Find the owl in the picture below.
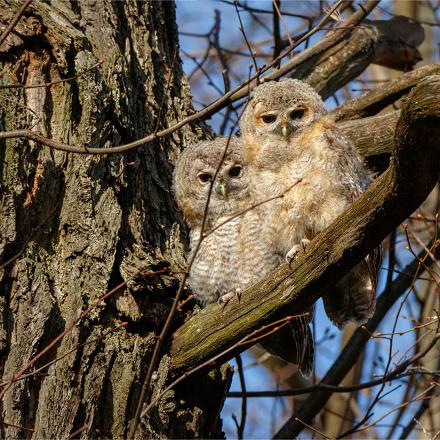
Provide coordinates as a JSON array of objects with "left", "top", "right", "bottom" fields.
[
  {"left": 173, "top": 136, "right": 314, "bottom": 375},
  {"left": 240, "top": 78, "right": 380, "bottom": 329}
]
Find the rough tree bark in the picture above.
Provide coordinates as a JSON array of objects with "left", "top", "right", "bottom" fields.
[{"left": 0, "top": 1, "right": 231, "bottom": 438}]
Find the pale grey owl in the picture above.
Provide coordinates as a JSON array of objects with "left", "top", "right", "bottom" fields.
[
  {"left": 173, "top": 137, "right": 314, "bottom": 375},
  {"left": 240, "top": 78, "right": 380, "bottom": 329}
]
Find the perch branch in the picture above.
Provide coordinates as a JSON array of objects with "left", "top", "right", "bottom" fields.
[{"left": 274, "top": 241, "right": 439, "bottom": 438}]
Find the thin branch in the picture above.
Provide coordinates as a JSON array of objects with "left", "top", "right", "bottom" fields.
[
  {"left": 235, "top": 354, "right": 247, "bottom": 439},
  {"left": 0, "top": 268, "right": 166, "bottom": 401},
  {"left": 233, "top": 0, "right": 259, "bottom": 75},
  {"left": 272, "top": 0, "right": 282, "bottom": 61},
  {"left": 0, "top": 322, "right": 127, "bottom": 387}
]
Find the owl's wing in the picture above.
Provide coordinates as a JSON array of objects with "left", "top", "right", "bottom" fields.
[
  {"left": 289, "top": 311, "right": 314, "bottom": 377},
  {"left": 323, "top": 131, "right": 382, "bottom": 328},
  {"left": 260, "top": 308, "right": 314, "bottom": 377}
]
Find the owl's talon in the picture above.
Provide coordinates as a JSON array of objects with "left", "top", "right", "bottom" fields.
[
  {"left": 286, "top": 239, "right": 310, "bottom": 263},
  {"left": 218, "top": 288, "right": 242, "bottom": 307}
]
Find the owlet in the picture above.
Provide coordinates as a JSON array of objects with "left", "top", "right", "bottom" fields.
[
  {"left": 173, "top": 136, "right": 314, "bottom": 375},
  {"left": 240, "top": 78, "right": 380, "bottom": 328}
]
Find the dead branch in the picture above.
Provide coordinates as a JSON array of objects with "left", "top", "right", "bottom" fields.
[
  {"left": 293, "top": 24, "right": 379, "bottom": 99},
  {"left": 338, "top": 110, "right": 398, "bottom": 158}
]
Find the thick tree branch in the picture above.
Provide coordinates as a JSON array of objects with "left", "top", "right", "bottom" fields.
[
  {"left": 169, "top": 76, "right": 440, "bottom": 378},
  {"left": 338, "top": 110, "right": 399, "bottom": 158},
  {"left": 339, "top": 110, "right": 399, "bottom": 172},
  {"left": 332, "top": 63, "right": 440, "bottom": 121},
  {"left": 294, "top": 24, "right": 379, "bottom": 99}
]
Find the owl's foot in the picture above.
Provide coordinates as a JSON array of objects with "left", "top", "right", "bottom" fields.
[
  {"left": 286, "top": 239, "right": 310, "bottom": 263},
  {"left": 218, "top": 288, "right": 242, "bottom": 307}
]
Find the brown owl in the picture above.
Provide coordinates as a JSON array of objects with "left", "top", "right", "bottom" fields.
[
  {"left": 173, "top": 136, "right": 314, "bottom": 375},
  {"left": 240, "top": 78, "right": 380, "bottom": 328}
]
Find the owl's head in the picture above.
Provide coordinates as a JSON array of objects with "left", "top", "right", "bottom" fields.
[
  {"left": 241, "top": 79, "right": 327, "bottom": 139},
  {"left": 173, "top": 137, "right": 249, "bottom": 226}
]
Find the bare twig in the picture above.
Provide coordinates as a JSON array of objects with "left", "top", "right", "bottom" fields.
[
  {"left": 272, "top": 0, "right": 282, "bottom": 61},
  {"left": 0, "top": 269, "right": 166, "bottom": 401},
  {"left": 235, "top": 354, "right": 247, "bottom": 439},
  {"left": 0, "top": 322, "right": 128, "bottom": 387},
  {"left": 233, "top": 1, "right": 259, "bottom": 75}
]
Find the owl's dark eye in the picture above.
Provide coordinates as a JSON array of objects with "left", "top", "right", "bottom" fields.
[
  {"left": 261, "top": 114, "right": 277, "bottom": 124},
  {"left": 290, "top": 109, "right": 305, "bottom": 120},
  {"left": 197, "top": 172, "right": 212, "bottom": 184},
  {"left": 228, "top": 165, "right": 242, "bottom": 178}
]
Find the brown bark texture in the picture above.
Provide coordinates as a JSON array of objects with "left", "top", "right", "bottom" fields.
[{"left": 0, "top": 1, "right": 231, "bottom": 438}]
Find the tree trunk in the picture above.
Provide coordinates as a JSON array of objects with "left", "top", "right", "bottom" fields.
[{"left": 0, "top": 1, "right": 230, "bottom": 438}]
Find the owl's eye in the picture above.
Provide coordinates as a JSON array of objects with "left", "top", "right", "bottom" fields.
[
  {"left": 261, "top": 114, "right": 277, "bottom": 124},
  {"left": 228, "top": 165, "right": 242, "bottom": 178},
  {"left": 197, "top": 172, "right": 213, "bottom": 184},
  {"left": 290, "top": 109, "right": 305, "bottom": 120}
]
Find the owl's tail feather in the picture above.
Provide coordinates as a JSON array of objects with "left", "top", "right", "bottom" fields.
[
  {"left": 323, "top": 251, "right": 380, "bottom": 329},
  {"left": 289, "top": 315, "right": 314, "bottom": 377},
  {"left": 260, "top": 308, "right": 314, "bottom": 377}
]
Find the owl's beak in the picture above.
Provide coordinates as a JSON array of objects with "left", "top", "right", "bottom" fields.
[
  {"left": 282, "top": 125, "right": 290, "bottom": 138},
  {"left": 214, "top": 181, "right": 227, "bottom": 198}
]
